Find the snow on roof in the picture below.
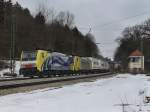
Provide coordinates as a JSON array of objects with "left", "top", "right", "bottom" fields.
[{"left": 129, "top": 49, "right": 143, "bottom": 57}]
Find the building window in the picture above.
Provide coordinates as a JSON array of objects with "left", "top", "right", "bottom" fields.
[{"left": 131, "top": 57, "right": 140, "bottom": 62}]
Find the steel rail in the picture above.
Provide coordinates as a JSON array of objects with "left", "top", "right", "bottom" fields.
[
  {"left": 0, "top": 72, "right": 113, "bottom": 89},
  {"left": 0, "top": 77, "right": 41, "bottom": 82},
  {"left": 0, "top": 72, "right": 112, "bottom": 82}
]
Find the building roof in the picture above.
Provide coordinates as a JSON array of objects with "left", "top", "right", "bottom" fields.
[{"left": 129, "top": 49, "right": 144, "bottom": 57}]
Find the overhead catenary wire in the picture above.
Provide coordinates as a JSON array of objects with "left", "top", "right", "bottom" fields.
[
  {"left": 78, "top": 10, "right": 150, "bottom": 58},
  {"left": 78, "top": 9, "right": 150, "bottom": 31},
  {"left": 92, "top": 10, "right": 150, "bottom": 29}
]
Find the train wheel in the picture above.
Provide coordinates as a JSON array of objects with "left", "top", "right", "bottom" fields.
[
  {"left": 29, "top": 75, "right": 34, "bottom": 78},
  {"left": 39, "top": 75, "right": 44, "bottom": 78}
]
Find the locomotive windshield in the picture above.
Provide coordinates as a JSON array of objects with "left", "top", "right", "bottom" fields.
[{"left": 22, "top": 51, "right": 37, "bottom": 61}]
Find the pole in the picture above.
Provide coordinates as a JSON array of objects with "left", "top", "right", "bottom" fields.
[
  {"left": 10, "top": 14, "right": 16, "bottom": 75},
  {"left": 140, "top": 38, "right": 143, "bottom": 53},
  {"left": 88, "top": 27, "right": 91, "bottom": 34},
  {"left": 140, "top": 36, "right": 144, "bottom": 72}
]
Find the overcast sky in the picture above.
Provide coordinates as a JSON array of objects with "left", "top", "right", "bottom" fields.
[{"left": 12, "top": 0, "right": 150, "bottom": 59}]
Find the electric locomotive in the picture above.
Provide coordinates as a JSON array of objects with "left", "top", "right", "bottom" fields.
[
  {"left": 19, "top": 50, "right": 49, "bottom": 77},
  {"left": 19, "top": 50, "right": 110, "bottom": 77}
]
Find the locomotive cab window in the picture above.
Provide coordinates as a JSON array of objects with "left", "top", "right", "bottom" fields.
[{"left": 22, "top": 51, "right": 37, "bottom": 61}]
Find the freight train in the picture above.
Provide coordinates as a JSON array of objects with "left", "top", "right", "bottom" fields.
[{"left": 19, "top": 50, "right": 110, "bottom": 77}]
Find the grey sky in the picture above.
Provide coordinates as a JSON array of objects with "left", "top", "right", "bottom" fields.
[{"left": 12, "top": 0, "right": 150, "bottom": 58}]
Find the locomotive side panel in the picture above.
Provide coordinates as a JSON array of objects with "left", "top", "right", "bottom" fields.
[
  {"left": 41, "top": 52, "right": 75, "bottom": 76},
  {"left": 19, "top": 50, "right": 49, "bottom": 77},
  {"left": 80, "top": 57, "right": 91, "bottom": 70},
  {"left": 71, "top": 56, "right": 81, "bottom": 71},
  {"left": 36, "top": 50, "right": 49, "bottom": 71}
]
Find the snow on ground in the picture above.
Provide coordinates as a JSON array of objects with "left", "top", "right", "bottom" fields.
[
  {"left": 14, "top": 61, "right": 20, "bottom": 75},
  {"left": 0, "top": 68, "right": 10, "bottom": 77},
  {"left": 0, "top": 74, "right": 150, "bottom": 112},
  {"left": 0, "top": 61, "right": 20, "bottom": 77}
]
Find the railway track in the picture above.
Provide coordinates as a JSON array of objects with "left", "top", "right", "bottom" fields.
[
  {"left": 0, "top": 77, "right": 40, "bottom": 82},
  {"left": 0, "top": 72, "right": 113, "bottom": 89}
]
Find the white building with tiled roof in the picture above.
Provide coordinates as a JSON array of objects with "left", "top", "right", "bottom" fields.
[{"left": 128, "top": 49, "right": 144, "bottom": 73}]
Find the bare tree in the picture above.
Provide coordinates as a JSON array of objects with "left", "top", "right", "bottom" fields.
[
  {"left": 56, "top": 11, "right": 74, "bottom": 27},
  {"left": 65, "top": 11, "right": 74, "bottom": 27},
  {"left": 36, "top": 2, "right": 56, "bottom": 24}
]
